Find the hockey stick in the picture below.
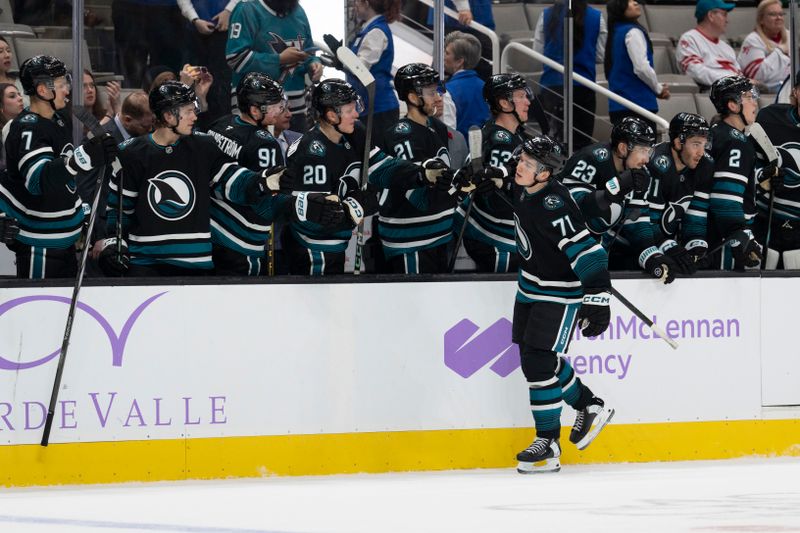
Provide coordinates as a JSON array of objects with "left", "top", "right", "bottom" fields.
[
  {"left": 448, "top": 127, "right": 483, "bottom": 273},
  {"left": 748, "top": 122, "right": 781, "bottom": 269},
  {"left": 268, "top": 224, "right": 275, "bottom": 276},
  {"left": 41, "top": 106, "right": 113, "bottom": 446},
  {"left": 323, "top": 34, "right": 375, "bottom": 275},
  {"left": 609, "top": 287, "right": 679, "bottom": 350}
]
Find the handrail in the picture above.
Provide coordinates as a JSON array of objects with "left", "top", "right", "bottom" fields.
[
  {"left": 502, "top": 42, "right": 669, "bottom": 132},
  {"left": 415, "top": 0, "right": 500, "bottom": 75}
]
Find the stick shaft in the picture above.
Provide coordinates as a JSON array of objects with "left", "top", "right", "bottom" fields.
[
  {"left": 610, "top": 287, "right": 678, "bottom": 349},
  {"left": 353, "top": 82, "right": 375, "bottom": 275},
  {"left": 448, "top": 192, "right": 475, "bottom": 272}
]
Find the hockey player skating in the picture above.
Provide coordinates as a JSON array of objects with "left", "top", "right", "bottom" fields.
[
  {"left": 283, "top": 78, "right": 443, "bottom": 275},
  {"left": 456, "top": 73, "right": 531, "bottom": 273},
  {"left": 0, "top": 55, "right": 118, "bottom": 278},
  {"left": 511, "top": 135, "right": 615, "bottom": 474},
  {"left": 106, "top": 81, "right": 310, "bottom": 276},
  {"left": 645, "top": 113, "right": 714, "bottom": 275},
  {"left": 206, "top": 72, "right": 288, "bottom": 275},
  {"left": 561, "top": 117, "right": 675, "bottom": 283},
  {"left": 753, "top": 72, "right": 799, "bottom": 269},
  {"left": 707, "top": 75, "right": 765, "bottom": 270}
]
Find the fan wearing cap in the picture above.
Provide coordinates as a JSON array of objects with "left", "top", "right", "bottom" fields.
[
  {"left": 0, "top": 55, "right": 118, "bottom": 279},
  {"left": 707, "top": 75, "right": 763, "bottom": 270},
  {"left": 752, "top": 71, "right": 800, "bottom": 269},
  {"left": 511, "top": 134, "right": 615, "bottom": 475},
  {"left": 103, "top": 80, "right": 303, "bottom": 277},
  {"left": 645, "top": 113, "right": 714, "bottom": 275},
  {"left": 561, "top": 116, "right": 676, "bottom": 283},
  {"left": 676, "top": 0, "right": 744, "bottom": 89}
]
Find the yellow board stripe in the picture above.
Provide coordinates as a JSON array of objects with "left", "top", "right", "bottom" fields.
[{"left": 3, "top": 419, "right": 800, "bottom": 487}]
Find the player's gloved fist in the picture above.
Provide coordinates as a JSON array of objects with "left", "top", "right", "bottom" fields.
[
  {"left": 419, "top": 158, "right": 449, "bottom": 186},
  {"left": 0, "top": 214, "right": 20, "bottom": 244},
  {"left": 729, "top": 228, "right": 762, "bottom": 268},
  {"left": 639, "top": 246, "right": 676, "bottom": 284},
  {"left": 472, "top": 166, "right": 507, "bottom": 196},
  {"left": 660, "top": 240, "right": 697, "bottom": 276},
  {"left": 295, "top": 192, "right": 345, "bottom": 226},
  {"left": 68, "top": 133, "right": 119, "bottom": 173},
  {"left": 758, "top": 162, "right": 784, "bottom": 193},
  {"left": 97, "top": 237, "right": 129, "bottom": 276},
  {"left": 576, "top": 288, "right": 611, "bottom": 337},
  {"left": 434, "top": 168, "right": 457, "bottom": 193},
  {"left": 684, "top": 239, "right": 709, "bottom": 268}
]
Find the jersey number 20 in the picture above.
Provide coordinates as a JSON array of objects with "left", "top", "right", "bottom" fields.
[{"left": 303, "top": 165, "right": 327, "bottom": 185}]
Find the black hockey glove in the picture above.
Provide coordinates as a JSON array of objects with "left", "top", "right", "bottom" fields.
[
  {"left": 322, "top": 34, "right": 345, "bottom": 70},
  {"left": 729, "top": 228, "right": 762, "bottom": 268},
  {"left": 245, "top": 165, "right": 287, "bottom": 203},
  {"left": 576, "top": 288, "right": 611, "bottom": 338},
  {"left": 639, "top": 246, "right": 676, "bottom": 284},
  {"left": 338, "top": 175, "right": 378, "bottom": 222},
  {"left": 0, "top": 214, "right": 20, "bottom": 244},
  {"left": 660, "top": 240, "right": 697, "bottom": 276},
  {"left": 295, "top": 192, "right": 345, "bottom": 227},
  {"left": 97, "top": 237, "right": 129, "bottom": 276},
  {"left": 605, "top": 168, "right": 649, "bottom": 201},
  {"left": 758, "top": 162, "right": 784, "bottom": 193},
  {"left": 418, "top": 158, "right": 450, "bottom": 187},
  {"left": 68, "top": 133, "right": 119, "bottom": 173},
  {"left": 472, "top": 166, "right": 507, "bottom": 196}
]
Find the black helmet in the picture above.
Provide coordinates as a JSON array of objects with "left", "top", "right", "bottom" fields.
[
  {"left": 311, "top": 78, "right": 361, "bottom": 117},
  {"left": 669, "top": 112, "right": 710, "bottom": 143},
  {"left": 237, "top": 72, "right": 284, "bottom": 114},
  {"left": 519, "top": 135, "right": 567, "bottom": 174},
  {"left": 611, "top": 116, "right": 656, "bottom": 149},
  {"left": 710, "top": 75, "right": 755, "bottom": 114},
  {"left": 394, "top": 63, "right": 441, "bottom": 103},
  {"left": 483, "top": 73, "right": 530, "bottom": 113},
  {"left": 149, "top": 81, "right": 197, "bottom": 120},
  {"left": 20, "top": 55, "right": 68, "bottom": 96}
]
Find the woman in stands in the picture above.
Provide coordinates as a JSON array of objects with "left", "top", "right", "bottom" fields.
[
  {"left": 348, "top": 0, "right": 402, "bottom": 147},
  {"left": 738, "top": 0, "right": 791, "bottom": 93},
  {"left": 0, "top": 37, "right": 25, "bottom": 104},
  {"left": 605, "top": 0, "right": 669, "bottom": 133},
  {"left": 533, "top": 0, "right": 606, "bottom": 150},
  {"left": 83, "top": 70, "right": 121, "bottom": 127},
  {"left": 0, "top": 82, "right": 24, "bottom": 171}
]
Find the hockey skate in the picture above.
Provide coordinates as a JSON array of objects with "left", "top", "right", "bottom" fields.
[
  {"left": 569, "top": 397, "right": 615, "bottom": 450},
  {"left": 516, "top": 437, "right": 561, "bottom": 474}
]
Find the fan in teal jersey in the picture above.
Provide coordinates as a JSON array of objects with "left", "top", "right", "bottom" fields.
[{"left": 511, "top": 135, "right": 615, "bottom": 475}]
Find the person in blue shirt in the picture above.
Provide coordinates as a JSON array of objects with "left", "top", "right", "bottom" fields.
[
  {"left": 348, "top": 0, "right": 402, "bottom": 148},
  {"left": 533, "top": 0, "right": 606, "bottom": 150},
  {"left": 428, "top": 0, "right": 495, "bottom": 80},
  {"left": 605, "top": 0, "right": 670, "bottom": 132},
  {"left": 444, "top": 31, "right": 489, "bottom": 139}
]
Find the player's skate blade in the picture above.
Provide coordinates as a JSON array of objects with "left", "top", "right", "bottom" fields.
[
  {"left": 516, "top": 457, "right": 561, "bottom": 474},
  {"left": 573, "top": 405, "right": 615, "bottom": 451},
  {"left": 516, "top": 437, "right": 561, "bottom": 474}
]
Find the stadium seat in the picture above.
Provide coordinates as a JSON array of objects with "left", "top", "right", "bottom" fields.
[
  {"left": 593, "top": 115, "right": 613, "bottom": 143},
  {"left": 0, "top": 23, "right": 35, "bottom": 38},
  {"left": 693, "top": 93, "right": 718, "bottom": 122},
  {"left": 0, "top": 0, "right": 13, "bottom": 24},
  {"left": 653, "top": 45, "right": 678, "bottom": 75},
  {"left": 644, "top": 6, "right": 697, "bottom": 43},
  {"left": 725, "top": 7, "right": 757, "bottom": 41},
  {"left": 659, "top": 73, "right": 700, "bottom": 94},
  {"left": 523, "top": 4, "right": 547, "bottom": 35},
  {"left": 657, "top": 94, "right": 698, "bottom": 124},
  {"left": 493, "top": 3, "right": 531, "bottom": 35},
  {"left": 502, "top": 43, "right": 542, "bottom": 75}
]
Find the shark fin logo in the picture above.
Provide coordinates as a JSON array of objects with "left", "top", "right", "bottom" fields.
[
  {"left": 147, "top": 171, "right": 196, "bottom": 221},
  {"left": 513, "top": 213, "right": 532, "bottom": 260}
]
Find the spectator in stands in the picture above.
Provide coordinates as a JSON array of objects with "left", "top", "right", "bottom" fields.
[
  {"left": 428, "top": 0, "right": 496, "bottom": 80},
  {"left": 605, "top": 0, "right": 669, "bottom": 132},
  {"left": 348, "top": 0, "right": 402, "bottom": 148},
  {"left": 534, "top": 0, "right": 605, "bottom": 149},
  {"left": 738, "top": 0, "right": 791, "bottom": 93},
  {"left": 112, "top": 0, "right": 186, "bottom": 89},
  {"left": 444, "top": 31, "right": 490, "bottom": 138},
  {"left": 676, "top": 0, "right": 743, "bottom": 90},
  {"left": 273, "top": 106, "right": 301, "bottom": 160},
  {"left": 226, "top": 0, "right": 323, "bottom": 132},
  {"left": 83, "top": 70, "right": 121, "bottom": 128},
  {"left": 0, "top": 83, "right": 24, "bottom": 172},
  {"left": 0, "top": 38, "right": 21, "bottom": 93},
  {"left": 178, "top": 0, "right": 238, "bottom": 122}
]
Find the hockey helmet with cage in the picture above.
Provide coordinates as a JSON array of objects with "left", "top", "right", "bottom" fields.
[
  {"left": 394, "top": 63, "right": 443, "bottom": 103},
  {"left": 669, "top": 112, "right": 710, "bottom": 143},
  {"left": 20, "top": 55, "right": 68, "bottom": 96},
  {"left": 518, "top": 135, "right": 567, "bottom": 174},
  {"left": 311, "top": 78, "right": 363, "bottom": 118},
  {"left": 237, "top": 72, "right": 285, "bottom": 115},
  {"left": 710, "top": 75, "right": 756, "bottom": 114},
  {"left": 483, "top": 73, "right": 531, "bottom": 113},
  {"left": 149, "top": 81, "right": 197, "bottom": 122},
  {"left": 611, "top": 116, "right": 656, "bottom": 150}
]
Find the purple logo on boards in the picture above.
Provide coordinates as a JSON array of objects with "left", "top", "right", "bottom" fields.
[
  {"left": 0, "top": 292, "right": 167, "bottom": 371},
  {"left": 444, "top": 318, "right": 519, "bottom": 378}
]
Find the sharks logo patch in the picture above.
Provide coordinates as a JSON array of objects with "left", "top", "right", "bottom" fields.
[
  {"left": 395, "top": 122, "right": 411, "bottom": 134},
  {"left": 147, "top": 170, "right": 196, "bottom": 221},
  {"left": 308, "top": 140, "right": 326, "bottom": 157},
  {"left": 543, "top": 194, "right": 564, "bottom": 210},
  {"left": 255, "top": 129, "right": 272, "bottom": 140},
  {"left": 20, "top": 114, "right": 38, "bottom": 124},
  {"left": 653, "top": 154, "right": 671, "bottom": 172},
  {"left": 593, "top": 147, "right": 610, "bottom": 162},
  {"left": 493, "top": 130, "right": 512, "bottom": 144},
  {"left": 731, "top": 129, "right": 746, "bottom": 142}
]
